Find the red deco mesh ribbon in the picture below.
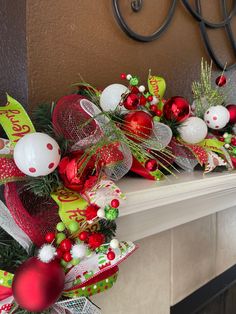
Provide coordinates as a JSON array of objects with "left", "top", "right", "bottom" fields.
[{"left": 4, "top": 182, "right": 60, "bottom": 247}]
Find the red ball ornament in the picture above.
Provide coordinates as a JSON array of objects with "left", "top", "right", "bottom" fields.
[
  {"left": 150, "top": 105, "right": 157, "bottom": 113},
  {"left": 120, "top": 73, "right": 126, "bottom": 80},
  {"left": 145, "top": 159, "right": 158, "bottom": 171},
  {"left": 227, "top": 104, "right": 236, "bottom": 124},
  {"left": 60, "top": 239, "right": 72, "bottom": 252},
  {"left": 139, "top": 95, "right": 147, "bottom": 106},
  {"left": 107, "top": 251, "right": 116, "bottom": 261},
  {"left": 147, "top": 95, "right": 153, "bottom": 102},
  {"left": 63, "top": 252, "right": 72, "bottom": 262},
  {"left": 215, "top": 75, "right": 227, "bottom": 87},
  {"left": 123, "top": 94, "right": 140, "bottom": 110},
  {"left": 56, "top": 248, "right": 64, "bottom": 259},
  {"left": 163, "top": 96, "right": 190, "bottom": 122},
  {"left": 79, "top": 231, "right": 89, "bottom": 242},
  {"left": 12, "top": 257, "right": 65, "bottom": 312},
  {"left": 111, "top": 199, "right": 120, "bottom": 208},
  {"left": 123, "top": 111, "right": 153, "bottom": 140},
  {"left": 231, "top": 137, "right": 236, "bottom": 146},
  {"left": 156, "top": 109, "right": 162, "bottom": 117},
  {"left": 130, "top": 86, "right": 139, "bottom": 94},
  {"left": 45, "top": 232, "right": 56, "bottom": 243}
]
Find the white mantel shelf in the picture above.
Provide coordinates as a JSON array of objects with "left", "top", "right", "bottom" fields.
[{"left": 116, "top": 171, "right": 236, "bottom": 242}]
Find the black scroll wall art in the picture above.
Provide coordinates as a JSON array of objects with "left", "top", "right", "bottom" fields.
[{"left": 112, "top": 0, "right": 236, "bottom": 71}]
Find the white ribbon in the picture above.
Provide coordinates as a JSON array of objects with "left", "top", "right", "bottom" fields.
[
  {"left": 0, "top": 200, "right": 32, "bottom": 252},
  {"left": 52, "top": 297, "right": 101, "bottom": 314}
]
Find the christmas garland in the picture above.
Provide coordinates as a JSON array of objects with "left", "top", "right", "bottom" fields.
[{"left": 0, "top": 59, "right": 235, "bottom": 313}]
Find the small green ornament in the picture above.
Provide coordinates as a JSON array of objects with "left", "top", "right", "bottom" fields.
[
  {"left": 233, "top": 147, "right": 236, "bottom": 155},
  {"left": 225, "top": 137, "right": 232, "bottom": 144},
  {"left": 60, "top": 259, "right": 68, "bottom": 267},
  {"left": 105, "top": 207, "right": 119, "bottom": 220},
  {"left": 56, "top": 232, "right": 66, "bottom": 244},
  {"left": 153, "top": 116, "right": 161, "bottom": 122},
  {"left": 71, "top": 258, "right": 80, "bottom": 266},
  {"left": 130, "top": 76, "right": 139, "bottom": 86},
  {"left": 68, "top": 221, "right": 79, "bottom": 233},
  {"left": 56, "top": 222, "right": 66, "bottom": 232}
]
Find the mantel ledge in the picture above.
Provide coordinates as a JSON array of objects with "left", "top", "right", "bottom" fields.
[{"left": 117, "top": 171, "right": 236, "bottom": 241}]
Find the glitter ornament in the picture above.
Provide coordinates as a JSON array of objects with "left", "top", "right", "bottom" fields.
[
  {"left": 13, "top": 132, "right": 61, "bottom": 177},
  {"left": 105, "top": 207, "right": 119, "bottom": 220},
  {"left": 215, "top": 75, "right": 227, "bottom": 87},
  {"left": 100, "top": 84, "right": 127, "bottom": 111},
  {"left": 163, "top": 96, "right": 190, "bottom": 122},
  {"left": 38, "top": 244, "right": 56, "bottom": 263},
  {"left": 12, "top": 257, "right": 65, "bottom": 312},
  {"left": 227, "top": 104, "right": 236, "bottom": 124},
  {"left": 123, "top": 111, "right": 153, "bottom": 140},
  {"left": 178, "top": 117, "right": 208, "bottom": 144},
  {"left": 204, "top": 105, "right": 230, "bottom": 129}
]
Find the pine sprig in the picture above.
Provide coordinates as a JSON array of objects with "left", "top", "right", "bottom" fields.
[
  {"left": 192, "top": 59, "right": 227, "bottom": 118},
  {"left": 32, "top": 103, "right": 54, "bottom": 135},
  {"left": 99, "top": 219, "right": 117, "bottom": 242},
  {"left": 23, "top": 171, "right": 61, "bottom": 197},
  {"left": 0, "top": 228, "right": 35, "bottom": 273}
]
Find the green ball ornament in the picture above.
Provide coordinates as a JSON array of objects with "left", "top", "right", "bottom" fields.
[
  {"left": 224, "top": 137, "right": 232, "bottom": 144},
  {"left": 130, "top": 77, "right": 139, "bottom": 86},
  {"left": 60, "top": 259, "right": 68, "bottom": 267},
  {"left": 56, "top": 222, "right": 65, "bottom": 232},
  {"left": 153, "top": 116, "right": 161, "bottom": 122},
  {"left": 71, "top": 258, "right": 80, "bottom": 266},
  {"left": 233, "top": 148, "right": 236, "bottom": 155},
  {"left": 56, "top": 233, "right": 66, "bottom": 244},
  {"left": 105, "top": 207, "right": 119, "bottom": 220},
  {"left": 68, "top": 221, "right": 79, "bottom": 233}
]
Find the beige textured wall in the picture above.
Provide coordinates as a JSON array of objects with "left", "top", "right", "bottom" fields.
[{"left": 26, "top": 0, "right": 236, "bottom": 108}]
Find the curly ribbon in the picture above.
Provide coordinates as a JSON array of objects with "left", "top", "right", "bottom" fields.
[{"left": 0, "top": 95, "right": 35, "bottom": 144}]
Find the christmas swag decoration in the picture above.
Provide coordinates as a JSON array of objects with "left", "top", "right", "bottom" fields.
[{"left": 0, "top": 59, "right": 235, "bottom": 313}]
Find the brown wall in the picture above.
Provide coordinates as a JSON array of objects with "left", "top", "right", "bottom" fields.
[
  {"left": 0, "top": 0, "right": 28, "bottom": 106},
  {"left": 26, "top": 0, "right": 236, "bottom": 108}
]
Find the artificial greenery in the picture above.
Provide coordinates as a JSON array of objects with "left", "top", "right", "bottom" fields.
[
  {"left": 99, "top": 219, "right": 117, "bottom": 242},
  {"left": 0, "top": 227, "right": 35, "bottom": 273},
  {"left": 23, "top": 171, "right": 61, "bottom": 198},
  {"left": 192, "top": 59, "right": 227, "bottom": 118}
]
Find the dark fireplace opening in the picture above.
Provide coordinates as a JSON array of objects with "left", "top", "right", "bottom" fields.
[{"left": 171, "top": 264, "right": 236, "bottom": 314}]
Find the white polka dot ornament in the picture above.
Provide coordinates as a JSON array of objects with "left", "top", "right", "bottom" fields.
[
  {"left": 204, "top": 105, "right": 230, "bottom": 130},
  {"left": 13, "top": 132, "right": 61, "bottom": 177}
]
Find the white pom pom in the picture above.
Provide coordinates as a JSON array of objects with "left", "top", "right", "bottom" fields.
[
  {"left": 138, "top": 85, "right": 145, "bottom": 93},
  {"left": 225, "top": 143, "right": 230, "bottom": 149},
  {"left": 97, "top": 208, "right": 105, "bottom": 218},
  {"left": 126, "top": 74, "right": 132, "bottom": 80},
  {"left": 38, "top": 244, "right": 56, "bottom": 263},
  {"left": 110, "top": 239, "right": 119, "bottom": 249},
  {"left": 71, "top": 244, "right": 87, "bottom": 259}
]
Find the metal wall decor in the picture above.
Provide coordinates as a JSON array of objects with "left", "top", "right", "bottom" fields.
[{"left": 112, "top": 0, "right": 236, "bottom": 71}]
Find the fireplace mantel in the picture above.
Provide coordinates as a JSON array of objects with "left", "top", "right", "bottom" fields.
[{"left": 117, "top": 171, "right": 236, "bottom": 241}]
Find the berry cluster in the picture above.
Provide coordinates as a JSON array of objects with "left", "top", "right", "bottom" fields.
[{"left": 38, "top": 199, "right": 121, "bottom": 267}]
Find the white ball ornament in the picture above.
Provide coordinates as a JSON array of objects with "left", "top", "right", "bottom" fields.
[
  {"left": 71, "top": 244, "right": 87, "bottom": 259},
  {"left": 178, "top": 117, "right": 208, "bottom": 144},
  {"left": 204, "top": 105, "right": 230, "bottom": 129},
  {"left": 110, "top": 239, "right": 119, "bottom": 249},
  {"left": 97, "top": 208, "right": 105, "bottom": 218},
  {"left": 100, "top": 84, "right": 127, "bottom": 112},
  {"left": 138, "top": 85, "right": 145, "bottom": 93},
  {"left": 14, "top": 132, "right": 61, "bottom": 177}
]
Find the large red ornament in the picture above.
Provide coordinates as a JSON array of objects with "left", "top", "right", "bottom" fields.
[
  {"left": 12, "top": 257, "right": 65, "bottom": 312},
  {"left": 122, "top": 111, "right": 153, "bottom": 140},
  {"left": 227, "top": 104, "right": 236, "bottom": 124},
  {"left": 163, "top": 96, "right": 190, "bottom": 122}
]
